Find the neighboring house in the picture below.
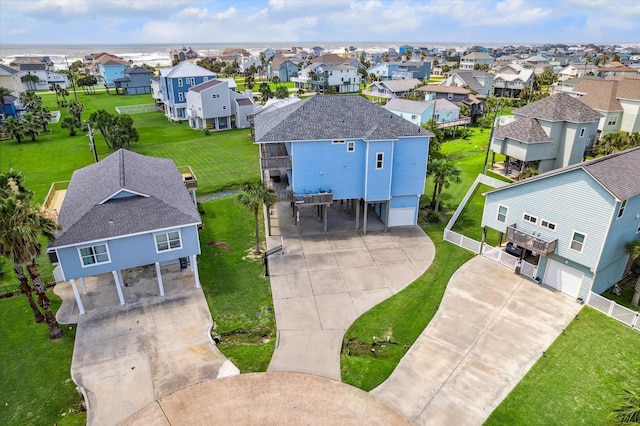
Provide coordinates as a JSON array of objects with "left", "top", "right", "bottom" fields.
[
  {"left": 171, "top": 47, "right": 199, "bottom": 64},
  {"left": 0, "top": 63, "right": 25, "bottom": 96},
  {"left": 240, "top": 55, "right": 261, "bottom": 73},
  {"left": 13, "top": 56, "right": 55, "bottom": 71},
  {"left": 292, "top": 63, "right": 361, "bottom": 93},
  {"left": 45, "top": 149, "right": 202, "bottom": 314},
  {"left": 85, "top": 53, "right": 129, "bottom": 87},
  {"left": 113, "top": 66, "right": 154, "bottom": 95},
  {"left": 150, "top": 76, "right": 163, "bottom": 111},
  {"left": 159, "top": 62, "right": 217, "bottom": 121},
  {"left": 481, "top": 147, "right": 640, "bottom": 301},
  {"left": 599, "top": 62, "right": 639, "bottom": 78},
  {"left": 16, "top": 63, "right": 68, "bottom": 90},
  {"left": 558, "top": 62, "right": 600, "bottom": 81},
  {"left": 185, "top": 79, "right": 255, "bottom": 130},
  {"left": 384, "top": 98, "right": 464, "bottom": 129},
  {"left": 441, "top": 70, "right": 494, "bottom": 96},
  {"left": 460, "top": 52, "right": 494, "bottom": 70},
  {"left": 269, "top": 58, "right": 300, "bottom": 82},
  {"left": 489, "top": 93, "right": 602, "bottom": 176},
  {"left": 253, "top": 95, "right": 432, "bottom": 231},
  {"left": 363, "top": 78, "right": 422, "bottom": 101},
  {"left": 367, "top": 61, "right": 431, "bottom": 80},
  {"left": 416, "top": 84, "right": 485, "bottom": 122},
  {"left": 0, "top": 95, "right": 21, "bottom": 120},
  {"left": 493, "top": 64, "right": 534, "bottom": 97}
]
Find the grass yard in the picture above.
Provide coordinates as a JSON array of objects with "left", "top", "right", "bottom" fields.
[
  {"left": 197, "top": 196, "right": 275, "bottom": 373},
  {"left": 486, "top": 308, "right": 640, "bottom": 425},
  {"left": 450, "top": 183, "right": 502, "bottom": 246},
  {"left": 0, "top": 293, "right": 85, "bottom": 426}
]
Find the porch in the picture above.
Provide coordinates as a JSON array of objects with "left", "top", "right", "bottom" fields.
[{"left": 505, "top": 224, "right": 557, "bottom": 256}]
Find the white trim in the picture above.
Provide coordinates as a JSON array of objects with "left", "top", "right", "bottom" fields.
[
  {"left": 540, "top": 219, "right": 557, "bottom": 231},
  {"left": 98, "top": 188, "right": 149, "bottom": 204},
  {"left": 50, "top": 222, "right": 201, "bottom": 250},
  {"left": 579, "top": 127, "right": 586, "bottom": 138},
  {"left": 569, "top": 230, "right": 587, "bottom": 253},
  {"left": 154, "top": 230, "right": 183, "bottom": 253},
  {"left": 497, "top": 204, "right": 508, "bottom": 223},
  {"left": 523, "top": 212, "right": 538, "bottom": 224},
  {"left": 347, "top": 141, "right": 355, "bottom": 152},
  {"left": 388, "top": 141, "right": 394, "bottom": 200},
  {"left": 78, "top": 243, "right": 111, "bottom": 268}
]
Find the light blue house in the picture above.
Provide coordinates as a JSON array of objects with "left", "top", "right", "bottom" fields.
[
  {"left": 159, "top": 62, "right": 217, "bottom": 121},
  {"left": 254, "top": 95, "right": 432, "bottom": 232},
  {"left": 481, "top": 147, "right": 640, "bottom": 300},
  {"left": 367, "top": 61, "right": 431, "bottom": 80},
  {"left": 384, "top": 98, "right": 461, "bottom": 127},
  {"left": 113, "top": 66, "right": 154, "bottom": 95},
  {"left": 95, "top": 56, "right": 129, "bottom": 87},
  {"left": 46, "top": 149, "right": 202, "bottom": 314}
]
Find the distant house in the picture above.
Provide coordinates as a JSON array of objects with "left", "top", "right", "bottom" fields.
[
  {"left": 0, "top": 63, "right": 25, "bottom": 96},
  {"left": 158, "top": 62, "right": 217, "bottom": 121},
  {"left": 253, "top": 95, "right": 432, "bottom": 231},
  {"left": 460, "top": 52, "right": 494, "bottom": 70},
  {"left": 441, "top": 70, "right": 494, "bottom": 96},
  {"left": 363, "top": 78, "right": 422, "bottom": 102},
  {"left": 367, "top": 61, "right": 431, "bottom": 80},
  {"left": 599, "top": 61, "right": 639, "bottom": 78},
  {"left": 15, "top": 62, "right": 68, "bottom": 90},
  {"left": 384, "top": 98, "right": 464, "bottom": 128},
  {"left": 185, "top": 79, "right": 255, "bottom": 130},
  {"left": 416, "top": 84, "right": 485, "bottom": 122},
  {"left": 269, "top": 58, "right": 300, "bottom": 82},
  {"left": 0, "top": 94, "right": 21, "bottom": 121},
  {"left": 292, "top": 63, "right": 361, "bottom": 93},
  {"left": 45, "top": 149, "right": 202, "bottom": 314},
  {"left": 171, "top": 47, "right": 199, "bottom": 64},
  {"left": 493, "top": 64, "right": 534, "bottom": 97},
  {"left": 481, "top": 147, "right": 640, "bottom": 300},
  {"left": 113, "top": 66, "right": 154, "bottom": 95},
  {"left": 85, "top": 53, "right": 129, "bottom": 87},
  {"left": 489, "top": 93, "right": 601, "bottom": 176}
]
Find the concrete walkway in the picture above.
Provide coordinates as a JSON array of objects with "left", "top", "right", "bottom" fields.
[
  {"left": 55, "top": 264, "right": 238, "bottom": 425},
  {"left": 265, "top": 201, "right": 435, "bottom": 380},
  {"left": 371, "top": 255, "right": 582, "bottom": 425}
]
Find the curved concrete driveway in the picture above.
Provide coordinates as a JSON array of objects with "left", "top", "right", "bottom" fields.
[
  {"left": 265, "top": 201, "right": 435, "bottom": 380},
  {"left": 372, "top": 255, "right": 582, "bottom": 425}
]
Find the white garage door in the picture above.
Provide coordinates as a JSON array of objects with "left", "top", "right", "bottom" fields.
[
  {"left": 544, "top": 260, "right": 583, "bottom": 298},
  {"left": 388, "top": 207, "right": 415, "bottom": 227}
]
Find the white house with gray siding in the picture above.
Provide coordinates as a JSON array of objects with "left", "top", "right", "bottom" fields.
[
  {"left": 482, "top": 147, "right": 640, "bottom": 301},
  {"left": 46, "top": 150, "right": 202, "bottom": 314}
]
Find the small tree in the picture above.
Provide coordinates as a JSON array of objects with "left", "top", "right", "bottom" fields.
[
  {"left": 428, "top": 157, "right": 462, "bottom": 212},
  {"left": 21, "top": 112, "right": 42, "bottom": 142},
  {"left": 625, "top": 238, "right": 640, "bottom": 307},
  {"left": 259, "top": 83, "right": 272, "bottom": 103},
  {"left": 236, "top": 182, "right": 276, "bottom": 255},
  {"left": 60, "top": 116, "right": 80, "bottom": 136},
  {"left": 67, "top": 100, "right": 85, "bottom": 123},
  {"left": 110, "top": 114, "right": 139, "bottom": 149},
  {"left": 275, "top": 86, "right": 289, "bottom": 99},
  {"left": 20, "top": 74, "right": 40, "bottom": 91},
  {"left": 2, "top": 116, "right": 25, "bottom": 143}
]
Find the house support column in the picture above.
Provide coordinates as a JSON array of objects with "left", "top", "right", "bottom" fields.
[
  {"left": 323, "top": 204, "right": 328, "bottom": 232},
  {"left": 69, "top": 279, "right": 85, "bottom": 315},
  {"left": 355, "top": 199, "right": 360, "bottom": 230},
  {"left": 479, "top": 226, "right": 487, "bottom": 255},
  {"left": 79, "top": 277, "right": 88, "bottom": 294},
  {"left": 191, "top": 255, "right": 201, "bottom": 288},
  {"left": 363, "top": 202, "right": 369, "bottom": 235},
  {"left": 155, "top": 262, "right": 165, "bottom": 296},
  {"left": 112, "top": 270, "right": 125, "bottom": 305},
  {"left": 384, "top": 201, "right": 390, "bottom": 232},
  {"left": 491, "top": 152, "right": 496, "bottom": 170},
  {"left": 498, "top": 231, "right": 504, "bottom": 247}
]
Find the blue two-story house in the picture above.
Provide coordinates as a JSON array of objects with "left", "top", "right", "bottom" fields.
[
  {"left": 159, "top": 62, "right": 217, "bottom": 121},
  {"left": 46, "top": 149, "right": 202, "bottom": 314},
  {"left": 113, "top": 66, "right": 154, "bottom": 95},
  {"left": 254, "top": 95, "right": 432, "bottom": 232},
  {"left": 95, "top": 55, "right": 129, "bottom": 87},
  {"left": 481, "top": 147, "right": 640, "bottom": 301}
]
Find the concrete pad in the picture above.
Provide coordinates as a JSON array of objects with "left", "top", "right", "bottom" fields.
[
  {"left": 422, "top": 312, "right": 483, "bottom": 354},
  {"left": 329, "top": 234, "right": 366, "bottom": 250},
  {"left": 350, "top": 288, "right": 393, "bottom": 315},
  {"left": 269, "top": 271, "right": 313, "bottom": 300},
  {"left": 300, "top": 235, "right": 332, "bottom": 253},
  {"left": 415, "top": 388, "right": 486, "bottom": 426},
  {"left": 380, "top": 263, "right": 420, "bottom": 294},
  {"left": 342, "top": 266, "right": 386, "bottom": 291},
  {"left": 403, "top": 244, "right": 436, "bottom": 272},
  {"left": 335, "top": 248, "right": 376, "bottom": 268},
  {"left": 267, "top": 253, "right": 306, "bottom": 274},
  {"left": 361, "top": 231, "right": 400, "bottom": 247},
  {"left": 369, "top": 246, "right": 410, "bottom": 265},
  {"left": 309, "top": 269, "right": 348, "bottom": 295},
  {"left": 273, "top": 296, "right": 321, "bottom": 330},
  {"left": 304, "top": 251, "right": 339, "bottom": 271},
  {"left": 121, "top": 403, "right": 169, "bottom": 426},
  {"left": 315, "top": 293, "right": 358, "bottom": 330}
]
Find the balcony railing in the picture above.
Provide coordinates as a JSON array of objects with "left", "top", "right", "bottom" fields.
[
  {"left": 505, "top": 224, "right": 557, "bottom": 256},
  {"left": 177, "top": 166, "right": 198, "bottom": 190},
  {"left": 42, "top": 181, "right": 70, "bottom": 222},
  {"left": 261, "top": 156, "right": 291, "bottom": 169},
  {"left": 293, "top": 190, "right": 333, "bottom": 205}
]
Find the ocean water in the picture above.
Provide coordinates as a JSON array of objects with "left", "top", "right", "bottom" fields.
[{"left": 0, "top": 42, "right": 476, "bottom": 70}]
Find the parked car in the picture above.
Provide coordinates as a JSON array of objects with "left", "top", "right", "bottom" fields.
[{"left": 505, "top": 242, "right": 531, "bottom": 258}]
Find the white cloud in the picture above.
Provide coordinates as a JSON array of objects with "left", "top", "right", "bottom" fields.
[
  {"left": 213, "top": 7, "right": 237, "bottom": 20},
  {"left": 178, "top": 7, "right": 209, "bottom": 20}
]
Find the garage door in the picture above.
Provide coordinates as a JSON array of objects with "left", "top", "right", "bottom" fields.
[
  {"left": 544, "top": 260, "right": 583, "bottom": 298},
  {"left": 388, "top": 207, "right": 415, "bottom": 227}
]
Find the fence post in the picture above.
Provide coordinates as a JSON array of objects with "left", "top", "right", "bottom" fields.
[
  {"left": 607, "top": 300, "right": 615, "bottom": 317},
  {"left": 632, "top": 313, "right": 639, "bottom": 330}
]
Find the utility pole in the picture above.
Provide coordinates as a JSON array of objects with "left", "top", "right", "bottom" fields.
[
  {"left": 65, "top": 55, "right": 79, "bottom": 101},
  {"left": 86, "top": 122, "right": 98, "bottom": 163},
  {"left": 482, "top": 98, "right": 501, "bottom": 175}
]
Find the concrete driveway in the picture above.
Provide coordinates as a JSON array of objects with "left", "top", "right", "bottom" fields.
[
  {"left": 55, "top": 264, "right": 238, "bottom": 425},
  {"left": 265, "top": 201, "right": 435, "bottom": 380},
  {"left": 371, "top": 255, "right": 582, "bottom": 425}
]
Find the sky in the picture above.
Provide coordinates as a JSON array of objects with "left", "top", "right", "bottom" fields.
[{"left": 0, "top": 0, "right": 639, "bottom": 46}]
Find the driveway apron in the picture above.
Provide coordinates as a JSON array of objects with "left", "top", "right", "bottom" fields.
[{"left": 371, "top": 255, "right": 582, "bottom": 425}]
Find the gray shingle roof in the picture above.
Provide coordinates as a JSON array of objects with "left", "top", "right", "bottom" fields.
[
  {"left": 189, "top": 79, "right": 224, "bottom": 93},
  {"left": 513, "top": 93, "right": 602, "bottom": 123},
  {"left": 384, "top": 98, "right": 431, "bottom": 115},
  {"left": 0, "top": 63, "right": 18, "bottom": 75},
  {"left": 51, "top": 149, "right": 200, "bottom": 247},
  {"left": 493, "top": 117, "right": 553, "bottom": 143},
  {"left": 254, "top": 95, "right": 431, "bottom": 142},
  {"left": 486, "top": 146, "right": 640, "bottom": 201}
]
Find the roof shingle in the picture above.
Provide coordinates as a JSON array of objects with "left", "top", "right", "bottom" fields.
[{"left": 514, "top": 93, "right": 602, "bottom": 123}]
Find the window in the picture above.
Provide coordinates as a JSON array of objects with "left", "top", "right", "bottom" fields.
[
  {"left": 570, "top": 231, "right": 586, "bottom": 252},
  {"left": 637, "top": 222, "right": 640, "bottom": 234},
  {"left": 332, "top": 140, "right": 345, "bottom": 144},
  {"left": 347, "top": 141, "right": 355, "bottom": 152},
  {"left": 523, "top": 213, "right": 538, "bottom": 224},
  {"left": 222, "top": 105, "right": 227, "bottom": 110},
  {"left": 447, "top": 93, "right": 453, "bottom": 100},
  {"left": 155, "top": 231, "right": 182, "bottom": 252},
  {"left": 607, "top": 115, "right": 618, "bottom": 126},
  {"left": 79, "top": 244, "right": 110, "bottom": 267},
  {"left": 375, "top": 152, "right": 384, "bottom": 170},
  {"left": 579, "top": 127, "right": 585, "bottom": 138},
  {"left": 617, "top": 199, "right": 626, "bottom": 219},
  {"left": 178, "top": 78, "right": 183, "bottom": 87},
  {"left": 203, "top": 77, "right": 209, "bottom": 82},
  {"left": 178, "top": 92, "right": 184, "bottom": 102},
  {"left": 497, "top": 205, "right": 508, "bottom": 223},
  {"left": 540, "top": 220, "right": 556, "bottom": 231}
]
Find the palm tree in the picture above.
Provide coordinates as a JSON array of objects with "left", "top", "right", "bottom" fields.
[
  {"left": 32, "top": 105, "right": 51, "bottom": 133},
  {"left": 0, "top": 178, "right": 62, "bottom": 339},
  {"left": 608, "top": 387, "right": 640, "bottom": 425},
  {"left": 2, "top": 116, "right": 25, "bottom": 143},
  {"left": 20, "top": 74, "right": 40, "bottom": 91},
  {"left": 19, "top": 91, "right": 42, "bottom": 110},
  {"left": 428, "top": 157, "right": 462, "bottom": 213},
  {"left": 49, "top": 84, "right": 60, "bottom": 105},
  {"left": 259, "top": 83, "right": 272, "bottom": 103},
  {"left": 21, "top": 112, "right": 41, "bottom": 142},
  {"left": 60, "top": 116, "right": 80, "bottom": 136},
  {"left": 89, "top": 109, "right": 116, "bottom": 149},
  {"left": 625, "top": 238, "right": 640, "bottom": 307},
  {"left": 67, "top": 100, "right": 85, "bottom": 122},
  {"left": 0, "top": 170, "right": 44, "bottom": 323},
  {"left": 237, "top": 182, "right": 276, "bottom": 254},
  {"left": 0, "top": 86, "right": 11, "bottom": 119}
]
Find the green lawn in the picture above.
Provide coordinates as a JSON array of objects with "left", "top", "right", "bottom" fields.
[
  {"left": 197, "top": 197, "right": 275, "bottom": 373},
  {"left": 486, "top": 308, "right": 640, "bottom": 425},
  {"left": 0, "top": 293, "right": 85, "bottom": 426},
  {"left": 450, "top": 183, "right": 502, "bottom": 246}
]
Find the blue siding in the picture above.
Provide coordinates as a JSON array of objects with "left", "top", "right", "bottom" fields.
[
  {"left": 366, "top": 141, "right": 393, "bottom": 201},
  {"left": 598, "top": 194, "right": 640, "bottom": 268},
  {"left": 592, "top": 256, "right": 627, "bottom": 294},
  {"left": 56, "top": 225, "right": 200, "bottom": 280},
  {"left": 390, "top": 137, "right": 429, "bottom": 197}
]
